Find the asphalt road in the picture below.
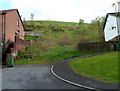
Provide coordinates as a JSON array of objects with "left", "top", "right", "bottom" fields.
[{"left": 2, "top": 65, "right": 83, "bottom": 90}]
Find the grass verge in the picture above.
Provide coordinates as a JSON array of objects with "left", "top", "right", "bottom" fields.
[{"left": 69, "top": 52, "right": 118, "bottom": 83}]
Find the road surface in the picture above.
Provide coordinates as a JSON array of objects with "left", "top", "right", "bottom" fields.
[{"left": 2, "top": 65, "right": 84, "bottom": 90}]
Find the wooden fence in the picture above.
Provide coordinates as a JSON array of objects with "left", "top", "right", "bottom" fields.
[{"left": 77, "top": 42, "right": 114, "bottom": 52}]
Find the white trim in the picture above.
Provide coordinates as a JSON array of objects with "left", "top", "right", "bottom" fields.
[{"left": 51, "top": 65, "right": 100, "bottom": 91}]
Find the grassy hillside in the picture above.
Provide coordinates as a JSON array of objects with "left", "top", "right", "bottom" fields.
[
  {"left": 15, "top": 20, "right": 104, "bottom": 64},
  {"left": 23, "top": 20, "right": 101, "bottom": 42},
  {"left": 24, "top": 20, "right": 79, "bottom": 27}
]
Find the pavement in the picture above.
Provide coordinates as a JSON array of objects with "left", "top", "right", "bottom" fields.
[
  {"left": 51, "top": 57, "right": 119, "bottom": 91},
  {"left": 2, "top": 64, "right": 86, "bottom": 90}
]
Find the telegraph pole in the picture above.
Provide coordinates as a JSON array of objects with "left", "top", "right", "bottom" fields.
[
  {"left": 114, "top": 1, "right": 120, "bottom": 42},
  {"left": 47, "top": 14, "right": 49, "bottom": 20},
  {"left": 113, "top": 2, "right": 120, "bottom": 86},
  {"left": 118, "top": 1, "right": 120, "bottom": 42}
]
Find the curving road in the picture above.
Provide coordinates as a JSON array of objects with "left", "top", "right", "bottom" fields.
[{"left": 2, "top": 65, "right": 85, "bottom": 90}]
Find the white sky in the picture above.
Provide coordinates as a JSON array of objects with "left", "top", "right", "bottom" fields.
[{"left": 0, "top": 0, "right": 119, "bottom": 23}]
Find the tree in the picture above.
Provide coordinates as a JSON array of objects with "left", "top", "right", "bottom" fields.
[
  {"left": 79, "top": 19, "right": 84, "bottom": 26},
  {"left": 91, "top": 16, "right": 105, "bottom": 26},
  {"left": 91, "top": 16, "right": 106, "bottom": 41},
  {"left": 30, "top": 13, "right": 34, "bottom": 21},
  {"left": 23, "top": 17, "right": 26, "bottom": 21}
]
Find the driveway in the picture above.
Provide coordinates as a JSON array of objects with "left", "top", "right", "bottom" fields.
[{"left": 2, "top": 65, "right": 83, "bottom": 90}]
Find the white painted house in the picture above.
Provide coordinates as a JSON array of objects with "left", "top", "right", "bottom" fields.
[{"left": 104, "top": 13, "right": 120, "bottom": 41}]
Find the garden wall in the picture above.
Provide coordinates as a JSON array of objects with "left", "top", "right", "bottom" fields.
[{"left": 11, "top": 37, "right": 33, "bottom": 56}]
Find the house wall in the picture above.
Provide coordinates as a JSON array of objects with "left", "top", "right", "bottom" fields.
[
  {"left": 1, "top": 9, "right": 26, "bottom": 64},
  {"left": 0, "top": 14, "right": 2, "bottom": 63},
  {"left": 104, "top": 14, "right": 119, "bottom": 41},
  {"left": 0, "top": 14, "right": 2, "bottom": 44},
  {"left": 0, "top": 14, "right": 2, "bottom": 37},
  {"left": 5, "top": 10, "right": 24, "bottom": 44}
]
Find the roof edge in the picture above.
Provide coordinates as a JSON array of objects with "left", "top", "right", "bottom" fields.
[
  {"left": 103, "top": 12, "right": 120, "bottom": 31},
  {"left": 0, "top": 9, "right": 18, "bottom": 13},
  {"left": 0, "top": 9, "right": 25, "bottom": 30}
]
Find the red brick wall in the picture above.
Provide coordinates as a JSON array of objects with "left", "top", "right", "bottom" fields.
[
  {"left": 0, "top": 14, "right": 2, "bottom": 63},
  {"left": 0, "top": 14, "right": 2, "bottom": 43},
  {"left": 13, "top": 37, "right": 30, "bottom": 55},
  {"left": 4, "top": 37, "right": 31, "bottom": 63},
  {"left": 1, "top": 10, "right": 25, "bottom": 63},
  {"left": 0, "top": 14, "right": 2, "bottom": 34},
  {"left": 5, "top": 10, "right": 24, "bottom": 44}
]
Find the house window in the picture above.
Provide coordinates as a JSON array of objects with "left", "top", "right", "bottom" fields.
[
  {"left": 17, "top": 19, "right": 20, "bottom": 26},
  {"left": 112, "top": 26, "right": 116, "bottom": 30}
]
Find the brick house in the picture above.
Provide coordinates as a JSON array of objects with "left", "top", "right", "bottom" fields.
[{"left": 0, "top": 9, "right": 26, "bottom": 64}]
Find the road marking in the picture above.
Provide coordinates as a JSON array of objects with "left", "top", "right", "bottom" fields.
[{"left": 51, "top": 65, "right": 101, "bottom": 91}]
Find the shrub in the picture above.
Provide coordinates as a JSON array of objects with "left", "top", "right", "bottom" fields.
[{"left": 49, "top": 24, "right": 65, "bottom": 32}]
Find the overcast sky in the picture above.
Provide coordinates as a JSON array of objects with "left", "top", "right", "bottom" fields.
[{"left": 0, "top": 0, "right": 118, "bottom": 23}]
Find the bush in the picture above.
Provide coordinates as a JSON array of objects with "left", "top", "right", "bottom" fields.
[
  {"left": 49, "top": 24, "right": 65, "bottom": 32},
  {"left": 24, "top": 36, "right": 39, "bottom": 40}
]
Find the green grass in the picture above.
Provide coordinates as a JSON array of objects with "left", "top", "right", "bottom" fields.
[
  {"left": 16, "top": 20, "right": 104, "bottom": 65},
  {"left": 24, "top": 20, "right": 79, "bottom": 27},
  {"left": 24, "top": 36, "right": 39, "bottom": 40},
  {"left": 69, "top": 52, "right": 119, "bottom": 83},
  {"left": 24, "top": 20, "right": 101, "bottom": 42},
  {"left": 15, "top": 46, "right": 104, "bottom": 65}
]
